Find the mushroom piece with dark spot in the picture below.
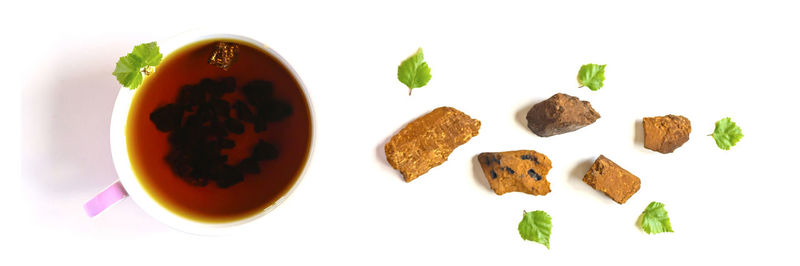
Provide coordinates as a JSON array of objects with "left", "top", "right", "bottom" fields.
[{"left": 477, "top": 150, "right": 552, "bottom": 196}]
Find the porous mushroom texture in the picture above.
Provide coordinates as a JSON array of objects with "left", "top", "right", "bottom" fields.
[
  {"left": 583, "top": 155, "right": 641, "bottom": 204},
  {"left": 477, "top": 150, "right": 552, "bottom": 196},
  {"left": 643, "top": 114, "right": 691, "bottom": 153},
  {"left": 384, "top": 107, "right": 481, "bottom": 182},
  {"left": 526, "top": 93, "right": 600, "bottom": 137}
]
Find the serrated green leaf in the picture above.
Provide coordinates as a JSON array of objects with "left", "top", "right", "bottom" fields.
[
  {"left": 578, "top": 63, "right": 606, "bottom": 91},
  {"left": 397, "top": 48, "right": 432, "bottom": 95},
  {"left": 112, "top": 42, "right": 162, "bottom": 90},
  {"left": 112, "top": 55, "right": 144, "bottom": 90},
  {"left": 711, "top": 117, "right": 743, "bottom": 150},
  {"left": 132, "top": 42, "right": 163, "bottom": 66},
  {"left": 639, "top": 201, "right": 673, "bottom": 234},
  {"left": 518, "top": 210, "right": 552, "bottom": 249}
]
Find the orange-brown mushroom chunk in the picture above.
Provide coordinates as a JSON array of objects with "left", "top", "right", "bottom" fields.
[{"left": 583, "top": 155, "right": 641, "bottom": 204}]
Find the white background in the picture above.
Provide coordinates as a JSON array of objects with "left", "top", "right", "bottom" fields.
[{"left": 5, "top": 0, "right": 800, "bottom": 265}]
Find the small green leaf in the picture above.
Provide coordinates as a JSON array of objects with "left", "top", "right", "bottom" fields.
[
  {"left": 132, "top": 42, "right": 163, "bottom": 66},
  {"left": 518, "top": 210, "right": 552, "bottom": 249},
  {"left": 639, "top": 201, "right": 673, "bottom": 234},
  {"left": 577, "top": 63, "right": 606, "bottom": 91},
  {"left": 397, "top": 48, "right": 432, "bottom": 95},
  {"left": 711, "top": 117, "right": 743, "bottom": 150},
  {"left": 112, "top": 55, "right": 144, "bottom": 90},
  {"left": 112, "top": 42, "right": 162, "bottom": 90}
]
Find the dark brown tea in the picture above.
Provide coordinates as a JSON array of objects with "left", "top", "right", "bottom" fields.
[{"left": 126, "top": 39, "right": 312, "bottom": 223}]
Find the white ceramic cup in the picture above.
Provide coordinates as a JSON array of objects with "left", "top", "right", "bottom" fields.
[{"left": 87, "top": 30, "right": 315, "bottom": 235}]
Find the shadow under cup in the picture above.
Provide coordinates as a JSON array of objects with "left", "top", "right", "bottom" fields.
[{"left": 108, "top": 33, "right": 314, "bottom": 234}]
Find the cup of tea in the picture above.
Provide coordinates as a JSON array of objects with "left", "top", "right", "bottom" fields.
[{"left": 85, "top": 30, "right": 315, "bottom": 234}]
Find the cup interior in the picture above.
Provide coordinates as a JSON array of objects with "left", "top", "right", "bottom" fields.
[{"left": 109, "top": 31, "right": 315, "bottom": 235}]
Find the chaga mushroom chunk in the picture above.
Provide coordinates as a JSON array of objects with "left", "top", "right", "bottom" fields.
[
  {"left": 208, "top": 120, "right": 228, "bottom": 138},
  {"left": 214, "top": 165, "right": 244, "bottom": 188},
  {"left": 196, "top": 103, "right": 217, "bottom": 123},
  {"left": 384, "top": 106, "right": 481, "bottom": 182},
  {"left": 219, "top": 77, "right": 236, "bottom": 93},
  {"left": 252, "top": 140, "right": 279, "bottom": 161},
  {"left": 176, "top": 85, "right": 207, "bottom": 107},
  {"left": 242, "top": 80, "right": 274, "bottom": 105},
  {"left": 238, "top": 157, "right": 261, "bottom": 174},
  {"left": 233, "top": 100, "right": 255, "bottom": 122},
  {"left": 477, "top": 150, "right": 552, "bottom": 196},
  {"left": 224, "top": 118, "right": 245, "bottom": 134},
  {"left": 208, "top": 77, "right": 236, "bottom": 98},
  {"left": 219, "top": 138, "right": 236, "bottom": 149},
  {"left": 583, "top": 155, "right": 641, "bottom": 204},
  {"left": 208, "top": 42, "right": 240, "bottom": 71},
  {"left": 210, "top": 99, "right": 231, "bottom": 118},
  {"left": 150, "top": 104, "right": 184, "bottom": 132},
  {"left": 643, "top": 114, "right": 691, "bottom": 153},
  {"left": 252, "top": 118, "right": 268, "bottom": 133},
  {"left": 526, "top": 93, "right": 600, "bottom": 137},
  {"left": 258, "top": 99, "right": 293, "bottom": 122}
]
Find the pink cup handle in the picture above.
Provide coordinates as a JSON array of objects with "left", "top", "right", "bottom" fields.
[{"left": 84, "top": 180, "right": 129, "bottom": 217}]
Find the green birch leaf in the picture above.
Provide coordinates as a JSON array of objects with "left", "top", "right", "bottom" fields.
[
  {"left": 112, "top": 42, "right": 162, "bottom": 90},
  {"left": 711, "top": 117, "right": 743, "bottom": 150},
  {"left": 518, "top": 210, "right": 552, "bottom": 249},
  {"left": 639, "top": 201, "right": 674, "bottom": 234},
  {"left": 578, "top": 63, "right": 606, "bottom": 91},
  {"left": 397, "top": 48, "right": 432, "bottom": 95},
  {"left": 132, "top": 42, "right": 163, "bottom": 66}
]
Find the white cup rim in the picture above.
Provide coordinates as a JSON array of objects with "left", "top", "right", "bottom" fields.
[{"left": 109, "top": 30, "right": 316, "bottom": 235}]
